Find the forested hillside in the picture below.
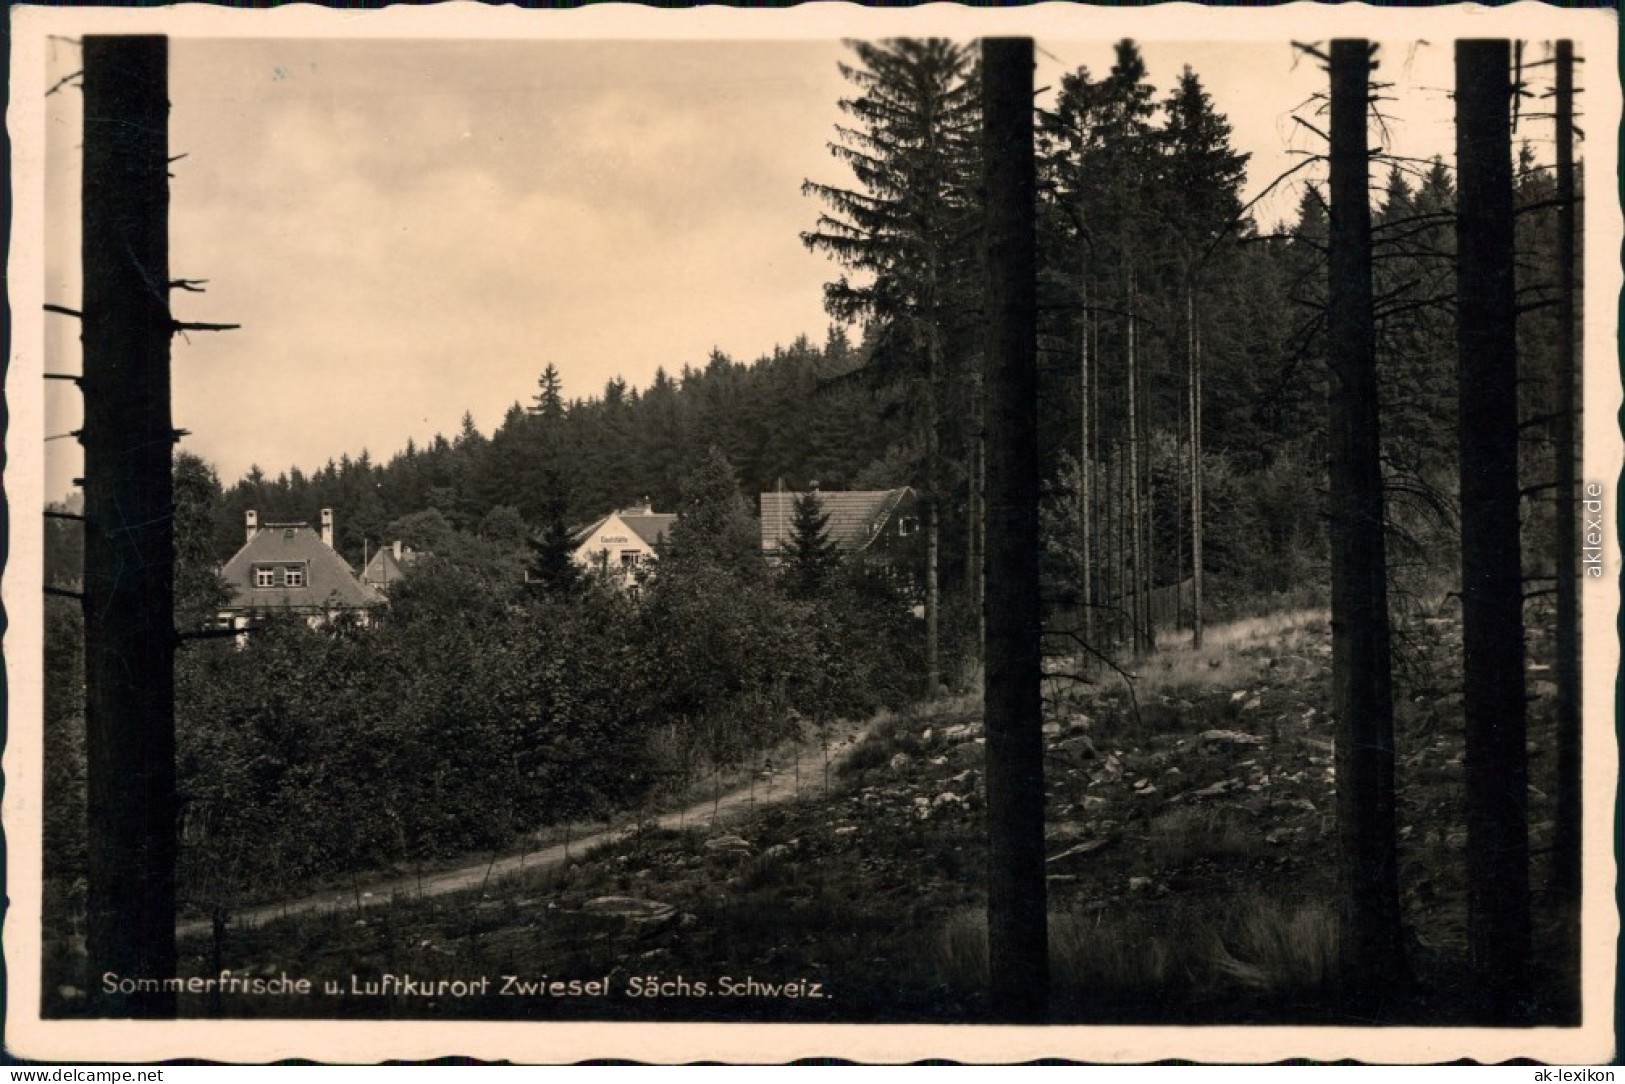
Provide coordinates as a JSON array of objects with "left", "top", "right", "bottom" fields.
[{"left": 148, "top": 39, "right": 1575, "bottom": 654}]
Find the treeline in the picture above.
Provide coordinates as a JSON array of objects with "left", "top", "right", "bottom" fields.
[{"left": 202, "top": 332, "right": 903, "bottom": 569}]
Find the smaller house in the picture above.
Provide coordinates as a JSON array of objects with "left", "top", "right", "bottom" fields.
[
  {"left": 759, "top": 486, "right": 918, "bottom": 561},
  {"left": 571, "top": 500, "right": 677, "bottom": 589},
  {"left": 219, "top": 508, "right": 385, "bottom": 628},
  {"left": 362, "top": 540, "right": 419, "bottom": 592}
]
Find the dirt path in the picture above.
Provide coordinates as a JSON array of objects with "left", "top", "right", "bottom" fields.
[{"left": 178, "top": 716, "right": 880, "bottom": 939}]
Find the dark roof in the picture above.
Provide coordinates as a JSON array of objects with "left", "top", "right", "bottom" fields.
[
  {"left": 759, "top": 488, "right": 914, "bottom": 555},
  {"left": 221, "top": 524, "right": 385, "bottom": 613},
  {"left": 573, "top": 508, "right": 677, "bottom": 549},
  {"left": 362, "top": 545, "right": 419, "bottom": 587}
]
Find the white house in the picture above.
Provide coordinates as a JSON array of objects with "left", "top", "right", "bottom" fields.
[{"left": 571, "top": 500, "right": 677, "bottom": 589}]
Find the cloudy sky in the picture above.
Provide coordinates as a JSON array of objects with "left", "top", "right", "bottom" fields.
[{"left": 37, "top": 25, "right": 1571, "bottom": 499}]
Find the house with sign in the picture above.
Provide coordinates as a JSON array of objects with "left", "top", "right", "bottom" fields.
[
  {"left": 571, "top": 500, "right": 677, "bottom": 589},
  {"left": 758, "top": 486, "right": 918, "bottom": 561},
  {"left": 218, "top": 509, "right": 385, "bottom": 628}
]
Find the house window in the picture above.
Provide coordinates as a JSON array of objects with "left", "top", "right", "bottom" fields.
[
  {"left": 254, "top": 566, "right": 275, "bottom": 588},
  {"left": 620, "top": 550, "right": 641, "bottom": 568},
  {"left": 285, "top": 566, "right": 305, "bottom": 588}
]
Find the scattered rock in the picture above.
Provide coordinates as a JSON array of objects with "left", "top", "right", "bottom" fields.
[
  {"left": 889, "top": 752, "right": 912, "bottom": 772},
  {"left": 583, "top": 896, "right": 677, "bottom": 925},
  {"left": 1199, "top": 729, "right": 1264, "bottom": 748},
  {"left": 704, "top": 834, "right": 751, "bottom": 854},
  {"left": 1047, "top": 838, "right": 1113, "bottom": 863},
  {"left": 1054, "top": 735, "right": 1099, "bottom": 761},
  {"left": 765, "top": 843, "right": 793, "bottom": 860},
  {"left": 1129, "top": 876, "right": 1153, "bottom": 892},
  {"left": 933, "top": 791, "right": 964, "bottom": 808},
  {"left": 834, "top": 826, "right": 858, "bottom": 836},
  {"left": 1187, "top": 780, "right": 1235, "bottom": 800}
]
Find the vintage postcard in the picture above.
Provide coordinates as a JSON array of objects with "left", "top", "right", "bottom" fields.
[{"left": 6, "top": 0, "right": 1620, "bottom": 1064}]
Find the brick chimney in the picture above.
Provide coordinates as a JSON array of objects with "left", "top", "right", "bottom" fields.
[
  {"left": 320, "top": 508, "right": 334, "bottom": 548},
  {"left": 245, "top": 509, "right": 258, "bottom": 544},
  {"left": 392, "top": 540, "right": 402, "bottom": 561}
]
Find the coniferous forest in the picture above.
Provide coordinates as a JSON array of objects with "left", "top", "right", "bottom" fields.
[{"left": 38, "top": 32, "right": 1594, "bottom": 1036}]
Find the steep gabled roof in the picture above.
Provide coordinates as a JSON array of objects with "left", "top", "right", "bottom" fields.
[
  {"left": 759, "top": 488, "right": 914, "bottom": 555},
  {"left": 572, "top": 508, "right": 677, "bottom": 550},
  {"left": 362, "top": 544, "right": 419, "bottom": 587},
  {"left": 622, "top": 512, "right": 677, "bottom": 548},
  {"left": 221, "top": 524, "right": 385, "bottom": 612}
]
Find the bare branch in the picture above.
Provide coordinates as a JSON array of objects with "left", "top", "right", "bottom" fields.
[
  {"left": 45, "top": 70, "right": 83, "bottom": 96},
  {"left": 171, "top": 320, "right": 241, "bottom": 333}
]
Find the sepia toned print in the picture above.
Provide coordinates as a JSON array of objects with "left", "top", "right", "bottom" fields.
[{"left": 6, "top": 2, "right": 1620, "bottom": 1064}]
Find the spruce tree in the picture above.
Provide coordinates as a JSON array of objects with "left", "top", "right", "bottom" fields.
[{"left": 783, "top": 491, "right": 841, "bottom": 599}]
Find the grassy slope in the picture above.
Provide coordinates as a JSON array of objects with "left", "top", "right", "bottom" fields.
[{"left": 47, "top": 607, "right": 1576, "bottom": 1024}]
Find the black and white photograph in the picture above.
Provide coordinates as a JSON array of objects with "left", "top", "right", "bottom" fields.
[{"left": 6, "top": 2, "right": 1620, "bottom": 1064}]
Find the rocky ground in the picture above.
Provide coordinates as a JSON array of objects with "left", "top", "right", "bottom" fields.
[{"left": 47, "top": 606, "right": 1579, "bottom": 1025}]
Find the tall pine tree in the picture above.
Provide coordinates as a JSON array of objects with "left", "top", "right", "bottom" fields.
[{"left": 803, "top": 38, "right": 982, "bottom": 693}]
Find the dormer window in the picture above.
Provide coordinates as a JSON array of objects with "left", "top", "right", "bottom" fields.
[{"left": 254, "top": 566, "right": 275, "bottom": 588}]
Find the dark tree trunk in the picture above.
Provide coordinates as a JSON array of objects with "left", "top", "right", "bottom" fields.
[
  {"left": 1079, "top": 274, "right": 1095, "bottom": 645},
  {"left": 1456, "top": 38, "right": 1531, "bottom": 1020},
  {"left": 981, "top": 36, "right": 1047, "bottom": 1024},
  {"left": 80, "top": 35, "right": 178, "bottom": 1018},
  {"left": 1326, "top": 38, "right": 1407, "bottom": 1004},
  {"left": 925, "top": 303, "right": 943, "bottom": 696},
  {"left": 1126, "top": 267, "right": 1146, "bottom": 653},
  {"left": 1549, "top": 38, "right": 1582, "bottom": 909},
  {"left": 1188, "top": 284, "right": 1205, "bottom": 648}
]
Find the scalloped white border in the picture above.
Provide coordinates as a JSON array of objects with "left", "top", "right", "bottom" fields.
[{"left": 7, "top": 1, "right": 1620, "bottom": 1064}]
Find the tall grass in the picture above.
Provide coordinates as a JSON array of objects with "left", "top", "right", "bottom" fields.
[
  {"left": 932, "top": 893, "right": 1340, "bottom": 1011},
  {"left": 1135, "top": 608, "right": 1327, "bottom": 702}
]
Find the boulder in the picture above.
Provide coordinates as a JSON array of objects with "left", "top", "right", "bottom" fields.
[
  {"left": 704, "top": 834, "right": 751, "bottom": 854},
  {"left": 583, "top": 896, "right": 677, "bottom": 925}
]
